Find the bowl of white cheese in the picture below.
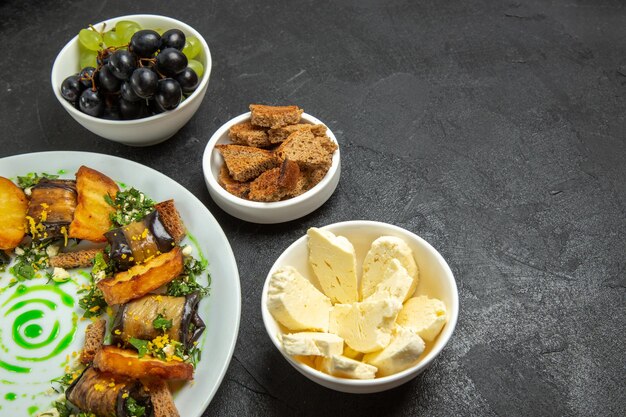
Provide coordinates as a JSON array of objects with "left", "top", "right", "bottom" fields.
[{"left": 260, "top": 221, "right": 459, "bottom": 393}]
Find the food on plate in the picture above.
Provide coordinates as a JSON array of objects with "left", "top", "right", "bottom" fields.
[
  {"left": 215, "top": 104, "right": 337, "bottom": 202},
  {"left": 94, "top": 345, "right": 195, "bottom": 380},
  {"left": 65, "top": 366, "right": 153, "bottom": 417},
  {"left": 282, "top": 332, "right": 344, "bottom": 357},
  {"left": 247, "top": 159, "right": 306, "bottom": 202},
  {"left": 98, "top": 246, "right": 184, "bottom": 305},
  {"left": 111, "top": 293, "right": 205, "bottom": 349},
  {"left": 329, "top": 299, "right": 400, "bottom": 353},
  {"left": 49, "top": 247, "right": 104, "bottom": 269},
  {"left": 215, "top": 144, "right": 278, "bottom": 182},
  {"left": 61, "top": 21, "right": 203, "bottom": 119},
  {"left": 81, "top": 318, "right": 107, "bottom": 364},
  {"left": 1, "top": 165, "right": 210, "bottom": 416},
  {"left": 26, "top": 179, "right": 77, "bottom": 240},
  {"left": 0, "top": 176, "right": 28, "bottom": 250},
  {"left": 362, "top": 326, "right": 425, "bottom": 377},
  {"left": 361, "top": 236, "right": 419, "bottom": 301},
  {"left": 267, "top": 228, "right": 448, "bottom": 379},
  {"left": 69, "top": 165, "right": 119, "bottom": 242},
  {"left": 105, "top": 210, "right": 176, "bottom": 270},
  {"left": 249, "top": 104, "right": 303, "bottom": 128},
  {"left": 267, "top": 265, "right": 332, "bottom": 332},
  {"left": 315, "top": 354, "right": 377, "bottom": 380},
  {"left": 307, "top": 227, "right": 358, "bottom": 304},
  {"left": 396, "top": 295, "right": 447, "bottom": 342}
]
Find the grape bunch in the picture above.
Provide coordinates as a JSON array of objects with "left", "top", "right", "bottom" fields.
[{"left": 60, "top": 21, "right": 205, "bottom": 120}]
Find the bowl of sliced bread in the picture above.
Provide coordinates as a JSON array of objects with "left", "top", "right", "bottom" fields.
[{"left": 202, "top": 104, "right": 340, "bottom": 223}]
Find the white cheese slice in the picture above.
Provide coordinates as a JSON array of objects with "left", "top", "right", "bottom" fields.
[
  {"left": 329, "top": 299, "right": 401, "bottom": 353},
  {"left": 396, "top": 295, "right": 447, "bottom": 342},
  {"left": 267, "top": 266, "right": 332, "bottom": 332},
  {"left": 342, "top": 345, "right": 364, "bottom": 361},
  {"left": 363, "top": 326, "right": 425, "bottom": 376},
  {"left": 282, "top": 332, "right": 344, "bottom": 357},
  {"left": 307, "top": 227, "right": 359, "bottom": 304},
  {"left": 361, "top": 236, "right": 419, "bottom": 301},
  {"left": 366, "top": 259, "right": 413, "bottom": 303},
  {"left": 316, "top": 355, "right": 377, "bottom": 379}
]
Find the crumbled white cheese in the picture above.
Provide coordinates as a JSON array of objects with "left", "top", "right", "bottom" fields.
[
  {"left": 46, "top": 244, "right": 60, "bottom": 257},
  {"left": 94, "top": 270, "right": 106, "bottom": 282},
  {"left": 14, "top": 247, "right": 25, "bottom": 256},
  {"left": 24, "top": 187, "right": 32, "bottom": 196},
  {"left": 182, "top": 245, "right": 193, "bottom": 257},
  {"left": 52, "top": 267, "right": 70, "bottom": 282},
  {"left": 163, "top": 344, "right": 175, "bottom": 356}
]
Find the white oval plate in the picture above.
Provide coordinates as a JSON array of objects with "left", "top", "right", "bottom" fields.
[{"left": 0, "top": 151, "right": 241, "bottom": 417}]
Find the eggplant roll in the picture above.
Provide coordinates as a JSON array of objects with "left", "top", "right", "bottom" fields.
[
  {"left": 26, "top": 179, "right": 77, "bottom": 240},
  {"left": 66, "top": 366, "right": 152, "bottom": 417},
  {"left": 105, "top": 210, "right": 175, "bottom": 270},
  {"left": 111, "top": 293, "right": 205, "bottom": 350}
]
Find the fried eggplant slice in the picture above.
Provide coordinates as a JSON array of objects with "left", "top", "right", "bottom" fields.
[
  {"left": 97, "top": 247, "right": 183, "bottom": 305},
  {"left": 94, "top": 345, "right": 194, "bottom": 381},
  {"left": 0, "top": 176, "right": 27, "bottom": 250},
  {"left": 66, "top": 366, "right": 152, "bottom": 417},
  {"left": 69, "top": 166, "right": 119, "bottom": 242},
  {"left": 105, "top": 210, "right": 175, "bottom": 271},
  {"left": 26, "top": 179, "right": 76, "bottom": 241},
  {"left": 111, "top": 292, "right": 205, "bottom": 350}
]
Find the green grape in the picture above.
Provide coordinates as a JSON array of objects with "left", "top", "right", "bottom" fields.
[
  {"left": 182, "top": 36, "right": 201, "bottom": 60},
  {"left": 115, "top": 20, "right": 142, "bottom": 33},
  {"left": 79, "top": 49, "right": 98, "bottom": 69},
  {"left": 103, "top": 30, "right": 123, "bottom": 47},
  {"left": 187, "top": 59, "right": 204, "bottom": 78},
  {"left": 119, "top": 25, "right": 141, "bottom": 45},
  {"left": 79, "top": 28, "right": 103, "bottom": 51}
]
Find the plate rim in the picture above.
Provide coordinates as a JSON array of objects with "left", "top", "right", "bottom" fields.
[{"left": 0, "top": 150, "right": 241, "bottom": 416}]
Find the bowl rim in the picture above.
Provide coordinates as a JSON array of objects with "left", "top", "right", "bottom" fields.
[
  {"left": 50, "top": 14, "right": 212, "bottom": 125},
  {"left": 202, "top": 111, "right": 341, "bottom": 209},
  {"left": 261, "top": 220, "right": 459, "bottom": 387}
]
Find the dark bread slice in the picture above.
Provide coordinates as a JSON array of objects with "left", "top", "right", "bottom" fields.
[
  {"left": 218, "top": 165, "right": 251, "bottom": 198},
  {"left": 248, "top": 159, "right": 305, "bottom": 202},
  {"left": 249, "top": 104, "right": 303, "bottom": 128},
  {"left": 49, "top": 248, "right": 103, "bottom": 269},
  {"left": 229, "top": 121, "right": 271, "bottom": 147},
  {"left": 275, "top": 130, "right": 335, "bottom": 171},
  {"left": 268, "top": 124, "right": 327, "bottom": 144},
  {"left": 155, "top": 200, "right": 186, "bottom": 244},
  {"left": 216, "top": 144, "right": 278, "bottom": 182},
  {"left": 80, "top": 318, "right": 106, "bottom": 364},
  {"left": 146, "top": 379, "right": 180, "bottom": 417}
]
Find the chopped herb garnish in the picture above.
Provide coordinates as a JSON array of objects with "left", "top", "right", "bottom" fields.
[
  {"left": 16, "top": 172, "right": 59, "bottom": 189},
  {"left": 166, "top": 256, "right": 210, "bottom": 297},
  {"left": 8, "top": 240, "right": 50, "bottom": 282},
  {"left": 50, "top": 398, "right": 72, "bottom": 417},
  {"left": 78, "top": 285, "right": 106, "bottom": 318},
  {"left": 129, "top": 337, "right": 149, "bottom": 358},
  {"left": 153, "top": 313, "right": 172, "bottom": 332},
  {"left": 125, "top": 396, "right": 146, "bottom": 417},
  {"left": 105, "top": 187, "right": 156, "bottom": 227}
]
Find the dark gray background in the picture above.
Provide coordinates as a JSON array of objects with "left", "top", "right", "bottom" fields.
[{"left": 1, "top": 0, "right": 625, "bottom": 416}]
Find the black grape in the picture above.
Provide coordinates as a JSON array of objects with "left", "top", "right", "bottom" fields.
[
  {"left": 78, "top": 89, "right": 104, "bottom": 117},
  {"left": 155, "top": 78, "right": 182, "bottom": 110},
  {"left": 160, "top": 29, "right": 185, "bottom": 50},
  {"left": 130, "top": 30, "right": 161, "bottom": 58},
  {"left": 156, "top": 48, "right": 187, "bottom": 76},
  {"left": 61, "top": 74, "right": 84, "bottom": 102},
  {"left": 109, "top": 50, "right": 136, "bottom": 80},
  {"left": 130, "top": 68, "right": 158, "bottom": 99},
  {"left": 174, "top": 67, "right": 199, "bottom": 93}
]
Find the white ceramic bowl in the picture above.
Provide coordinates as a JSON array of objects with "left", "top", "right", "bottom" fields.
[
  {"left": 261, "top": 221, "right": 459, "bottom": 393},
  {"left": 51, "top": 14, "right": 212, "bottom": 146},
  {"left": 202, "top": 112, "right": 341, "bottom": 223}
]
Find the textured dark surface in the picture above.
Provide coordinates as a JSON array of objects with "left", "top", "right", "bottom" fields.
[{"left": 1, "top": 0, "right": 625, "bottom": 416}]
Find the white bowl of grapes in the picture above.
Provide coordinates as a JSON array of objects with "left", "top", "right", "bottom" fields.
[{"left": 51, "top": 14, "right": 212, "bottom": 146}]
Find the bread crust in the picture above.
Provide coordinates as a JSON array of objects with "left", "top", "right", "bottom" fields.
[{"left": 249, "top": 104, "right": 303, "bottom": 128}]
